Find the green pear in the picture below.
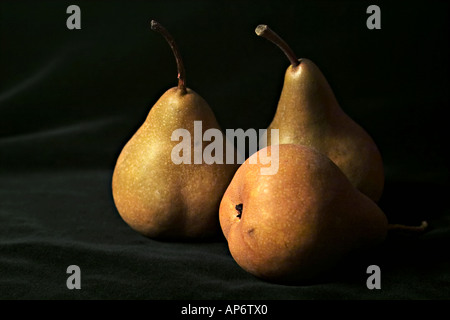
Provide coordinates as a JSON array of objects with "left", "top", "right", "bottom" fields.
[
  {"left": 256, "top": 25, "right": 384, "bottom": 202},
  {"left": 112, "top": 21, "right": 238, "bottom": 240}
]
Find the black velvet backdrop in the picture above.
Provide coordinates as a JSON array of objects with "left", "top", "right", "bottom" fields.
[{"left": 0, "top": 0, "right": 449, "bottom": 301}]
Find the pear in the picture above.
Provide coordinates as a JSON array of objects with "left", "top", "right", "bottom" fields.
[
  {"left": 219, "top": 144, "right": 389, "bottom": 283},
  {"left": 256, "top": 25, "right": 384, "bottom": 202},
  {"left": 112, "top": 21, "right": 238, "bottom": 240}
]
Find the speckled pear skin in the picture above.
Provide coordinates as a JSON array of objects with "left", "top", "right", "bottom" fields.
[
  {"left": 261, "top": 59, "right": 384, "bottom": 202},
  {"left": 112, "top": 87, "right": 238, "bottom": 240},
  {"left": 219, "top": 144, "right": 388, "bottom": 284}
]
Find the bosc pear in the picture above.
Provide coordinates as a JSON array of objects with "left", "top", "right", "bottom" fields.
[
  {"left": 256, "top": 25, "right": 384, "bottom": 202},
  {"left": 112, "top": 21, "right": 238, "bottom": 240},
  {"left": 219, "top": 144, "right": 427, "bottom": 284}
]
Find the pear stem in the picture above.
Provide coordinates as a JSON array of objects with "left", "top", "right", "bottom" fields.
[
  {"left": 151, "top": 20, "right": 187, "bottom": 93},
  {"left": 388, "top": 221, "right": 428, "bottom": 235},
  {"left": 255, "top": 24, "right": 299, "bottom": 67}
]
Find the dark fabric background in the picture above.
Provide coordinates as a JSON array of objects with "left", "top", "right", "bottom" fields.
[{"left": 0, "top": 0, "right": 449, "bottom": 300}]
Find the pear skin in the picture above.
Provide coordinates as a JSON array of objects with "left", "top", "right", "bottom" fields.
[
  {"left": 257, "top": 25, "right": 384, "bottom": 202},
  {"left": 113, "top": 88, "right": 237, "bottom": 239},
  {"left": 219, "top": 144, "right": 388, "bottom": 283},
  {"left": 265, "top": 59, "right": 384, "bottom": 202}
]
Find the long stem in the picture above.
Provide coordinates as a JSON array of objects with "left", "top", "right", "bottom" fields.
[
  {"left": 388, "top": 221, "right": 428, "bottom": 235},
  {"left": 151, "top": 20, "right": 187, "bottom": 92},
  {"left": 255, "top": 24, "right": 299, "bottom": 67}
]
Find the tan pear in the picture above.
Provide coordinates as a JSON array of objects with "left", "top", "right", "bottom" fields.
[
  {"left": 112, "top": 21, "right": 238, "bottom": 240},
  {"left": 219, "top": 144, "right": 388, "bottom": 283},
  {"left": 256, "top": 25, "right": 384, "bottom": 202}
]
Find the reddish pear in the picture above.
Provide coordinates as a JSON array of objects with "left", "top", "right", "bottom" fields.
[{"left": 220, "top": 144, "right": 388, "bottom": 283}]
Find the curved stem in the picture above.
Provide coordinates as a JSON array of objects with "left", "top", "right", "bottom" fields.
[
  {"left": 388, "top": 221, "right": 428, "bottom": 235},
  {"left": 255, "top": 24, "right": 299, "bottom": 67},
  {"left": 151, "top": 20, "right": 186, "bottom": 92}
]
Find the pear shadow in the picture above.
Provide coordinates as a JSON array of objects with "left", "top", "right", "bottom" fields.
[
  {"left": 377, "top": 180, "right": 447, "bottom": 225},
  {"left": 141, "top": 227, "right": 227, "bottom": 245}
]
